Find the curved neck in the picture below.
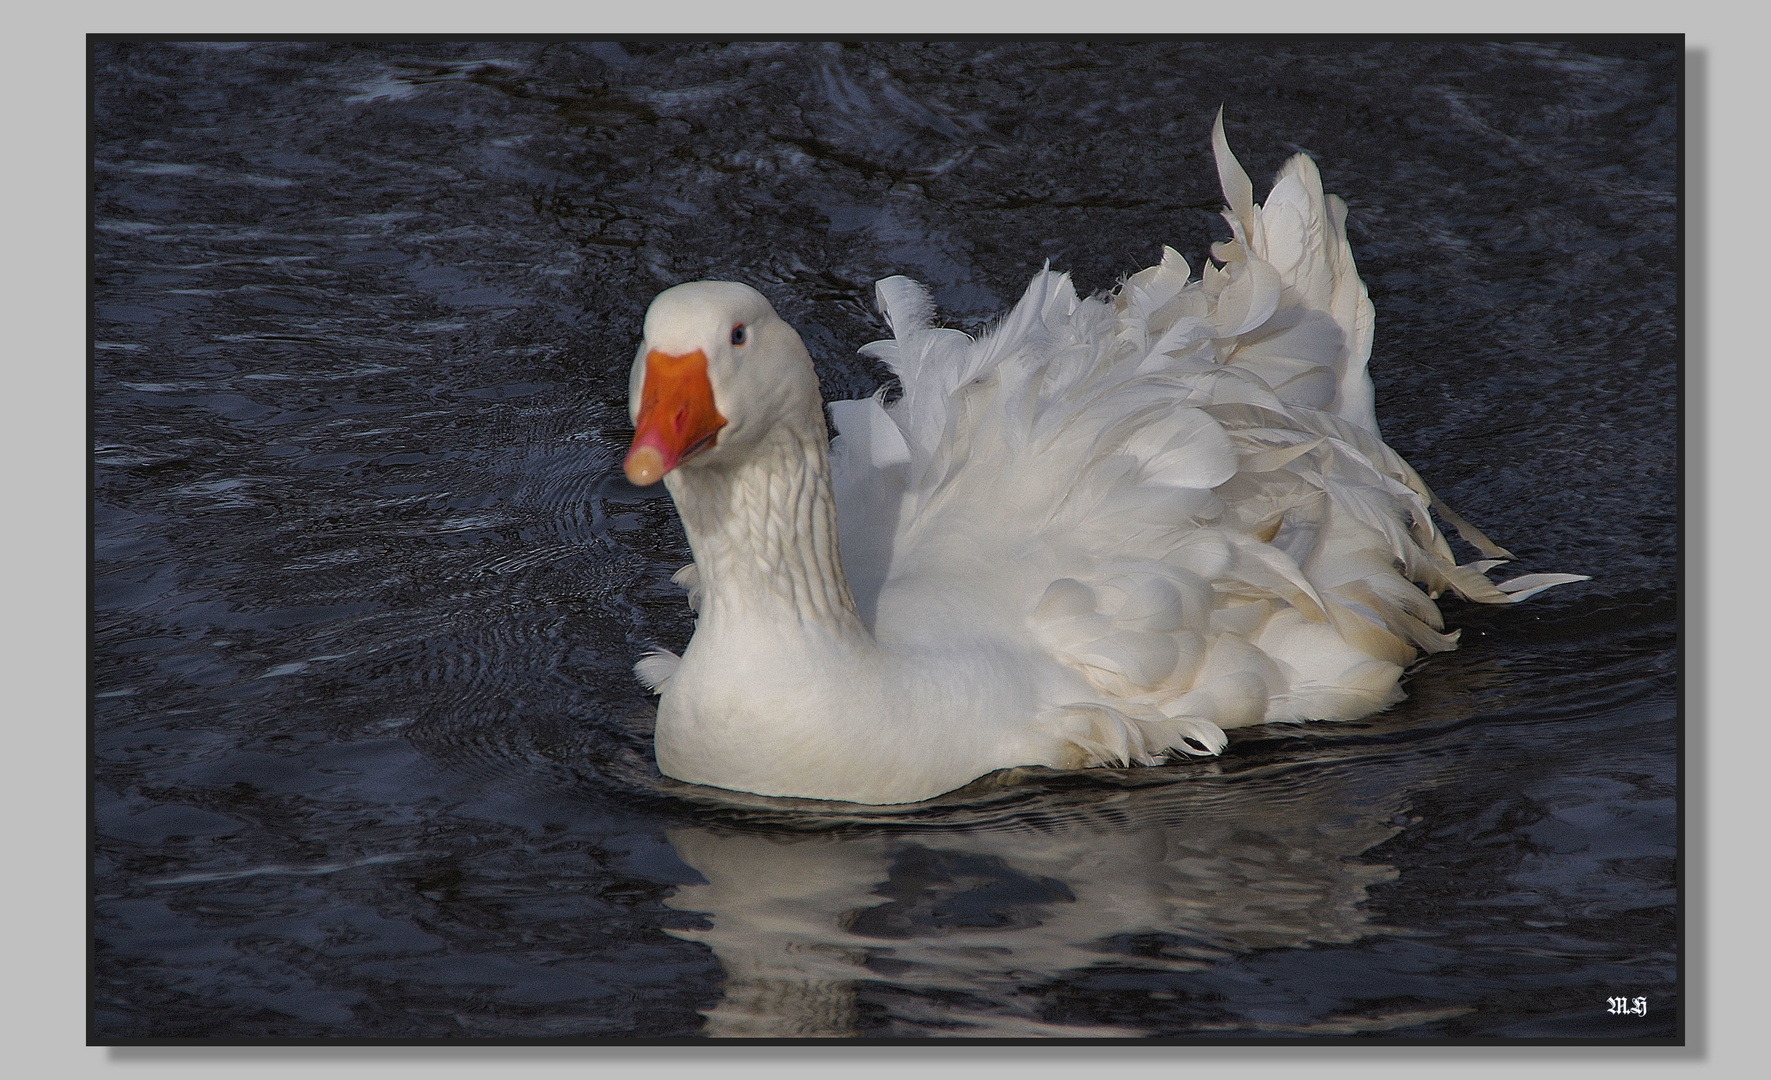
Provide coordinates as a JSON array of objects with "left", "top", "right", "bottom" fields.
[{"left": 666, "top": 422, "right": 866, "bottom": 638}]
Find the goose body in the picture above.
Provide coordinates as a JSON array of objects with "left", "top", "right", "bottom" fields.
[{"left": 623, "top": 115, "right": 1584, "bottom": 805}]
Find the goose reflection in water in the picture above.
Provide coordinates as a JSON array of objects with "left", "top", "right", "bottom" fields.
[{"left": 659, "top": 750, "right": 1452, "bottom": 1038}]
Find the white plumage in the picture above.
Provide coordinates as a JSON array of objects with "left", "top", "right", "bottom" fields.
[{"left": 623, "top": 112, "right": 1584, "bottom": 805}]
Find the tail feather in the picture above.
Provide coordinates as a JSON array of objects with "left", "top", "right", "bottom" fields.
[{"left": 1493, "top": 572, "right": 1592, "bottom": 602}]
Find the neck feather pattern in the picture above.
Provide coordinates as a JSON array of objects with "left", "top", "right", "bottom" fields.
[{"left": 668, "top": 424, "right": 866, "bottom": 637}]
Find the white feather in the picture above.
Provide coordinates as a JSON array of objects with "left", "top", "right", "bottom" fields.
[
  {"left": 635, "top": 649, "right": 682, "bottom": 693},
  {"left": 631, "top": 115, "right": 1586, "bottom": 805}
]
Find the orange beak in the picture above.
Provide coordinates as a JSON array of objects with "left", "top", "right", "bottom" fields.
[{"left": 624, "top": 349, "right": 727, "bottom": 486}]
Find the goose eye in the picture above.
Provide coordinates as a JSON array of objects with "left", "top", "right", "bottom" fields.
[{"left": 730, "top": 323, "right": 747, "bottom": 346}]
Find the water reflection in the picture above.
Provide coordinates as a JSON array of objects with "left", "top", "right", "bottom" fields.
[{"left": 662, "top": 756, "right": 1423, "bottom": 1037}]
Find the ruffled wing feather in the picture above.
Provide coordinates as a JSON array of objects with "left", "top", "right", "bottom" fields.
[{"left": 829, "top": 112, "right": 1585, "bottom": 764}]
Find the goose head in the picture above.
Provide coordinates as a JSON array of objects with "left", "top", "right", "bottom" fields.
[{"left": 624, "top": 281, "right": 821, "bottom": 486}]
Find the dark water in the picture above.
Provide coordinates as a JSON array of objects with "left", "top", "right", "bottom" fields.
[{"left": 91, "top": 39, "right": 1679, "bottom": 1040}]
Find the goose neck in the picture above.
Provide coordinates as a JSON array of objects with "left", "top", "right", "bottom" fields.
[{"left": 667, "top": 425, "right": 865, "bottom": 636}]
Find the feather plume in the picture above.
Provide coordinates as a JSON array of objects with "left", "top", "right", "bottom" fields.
[{"left": 835, "top": 112, "right": 1586, "bottom": 759}]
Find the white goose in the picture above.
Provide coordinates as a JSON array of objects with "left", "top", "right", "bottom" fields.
[{"left": 621, "top": 113, "right": 1584, "bottom": 805}]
